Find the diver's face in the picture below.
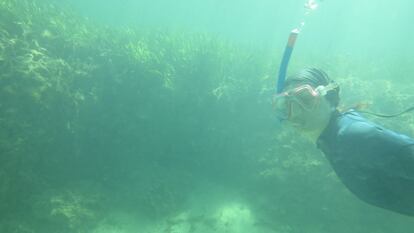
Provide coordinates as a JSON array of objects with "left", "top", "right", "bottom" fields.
[
  {"left": 288, "top": 96, "right": 332, "bottom": 132},
  {"left": 287, "top": 101, "right": 307, "bottom": 127},
  {"left": 274, "top": 84, "right": 332, "bottom": 131}
]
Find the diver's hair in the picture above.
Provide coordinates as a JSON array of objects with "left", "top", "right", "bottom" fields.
[{"left": 285, "top": 68, "right": 340, "bottom": 107}]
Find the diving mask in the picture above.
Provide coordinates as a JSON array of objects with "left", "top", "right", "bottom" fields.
[{"left": 273, "top": 83, "right": 338, "bottom": 120}]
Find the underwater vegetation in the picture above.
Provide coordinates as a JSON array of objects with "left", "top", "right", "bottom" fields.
[
  {"left": 1, "top": 0, "right": 414, "bottom": 232},
  {"left": 0, "top": 0, "right": 272, "bottom": 232}
]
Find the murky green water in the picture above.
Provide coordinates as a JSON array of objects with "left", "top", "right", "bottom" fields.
[{"left": 1, "top": 0, "right": 414, "bottom": 232}]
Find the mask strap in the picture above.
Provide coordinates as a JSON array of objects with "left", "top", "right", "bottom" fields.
[{"left": 315, "top": 82, "right": 339, "bottom": 96}]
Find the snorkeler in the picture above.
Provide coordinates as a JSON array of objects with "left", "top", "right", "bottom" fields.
[{"left": 273, "top": 68, "right": 414, "bottom": 216}]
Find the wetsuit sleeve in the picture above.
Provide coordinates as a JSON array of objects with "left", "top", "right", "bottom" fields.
[
  {"left": 340, "top": 121, "right": 414, "bottom": 180},
  {"left": 328, "top": 112, "right": 414, "bottom": 215},
  {"left": 397, "top": 144, "right": 414, "bottom": 178}
]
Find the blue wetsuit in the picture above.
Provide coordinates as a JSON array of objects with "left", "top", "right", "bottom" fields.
[{"left": 317, "top": 110, "right": 414, "bottom": 216}]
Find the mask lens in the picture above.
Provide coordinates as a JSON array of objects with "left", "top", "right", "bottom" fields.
[
  {"left": 291, "top": 86, "right": 319, "bottom": 111},
  {"left": 273, "top": 85, "right": 320, "bottom": 120}
]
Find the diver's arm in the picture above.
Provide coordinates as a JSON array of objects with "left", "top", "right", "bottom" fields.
[
  {"left": 397, "top": 144, "right": 414, "bottom": 179},
  {"left": 400, "top": 144, "right": 414, "bottom": 157},
  {"left": 341, "top": 121, "right": 414, "bottom": 178}
]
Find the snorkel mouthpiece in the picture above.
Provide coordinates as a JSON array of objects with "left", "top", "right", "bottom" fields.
[{"left": 277, "top": 29, "right": 299, "bottom": 94}]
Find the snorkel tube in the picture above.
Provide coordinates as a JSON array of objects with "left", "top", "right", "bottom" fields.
[{"left": 277, "top": 29, "right": 299, "bottom": 93}]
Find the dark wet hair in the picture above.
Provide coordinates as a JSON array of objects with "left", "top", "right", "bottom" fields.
[{"left": 285, "top": 68, "right": 340, "bottom": 108}]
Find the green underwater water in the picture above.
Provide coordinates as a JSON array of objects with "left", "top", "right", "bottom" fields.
[{"left": 0, "top": 0, "right": 414, "bottom": 232}]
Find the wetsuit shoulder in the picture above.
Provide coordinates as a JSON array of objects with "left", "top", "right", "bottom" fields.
[
  {"left": 336, "top": 110, "right": 414, "bottom": 178},
  {"left": 322, "top": 110, "right": 414, "bottom": 215},
  {"left": 337, "top": 111, "right": 381, "bottom": 137},
  {"left": 338, "top": 111, "right": 414, "bottom": 149}
]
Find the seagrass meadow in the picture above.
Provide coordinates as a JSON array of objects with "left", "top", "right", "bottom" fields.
[{"left": 1, "top": 0, "right": 414, "bottom": 232}]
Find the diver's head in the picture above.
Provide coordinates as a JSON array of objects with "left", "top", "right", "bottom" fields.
[{"left": 274, "top": 68, "right": 340, "bottom": 132}]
